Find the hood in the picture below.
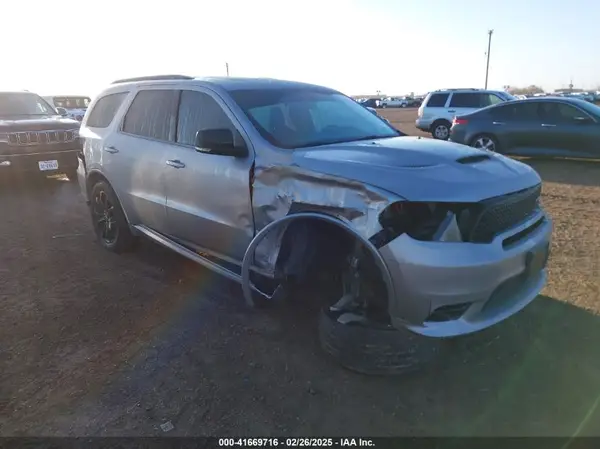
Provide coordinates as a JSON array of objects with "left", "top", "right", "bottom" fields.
[
  {"left": 0, "top": 116, "right": 80, "bottom": 131},
  {"left": 291, "top": 136, "right": 541, "bottom": 202}
]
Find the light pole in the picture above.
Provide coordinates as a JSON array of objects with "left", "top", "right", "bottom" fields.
[
  {"left": 226, "top": 62, "right": 230, "bottom": 77},
  {"left": 484, "top": 29, "right": 493, "bottom": 89}
]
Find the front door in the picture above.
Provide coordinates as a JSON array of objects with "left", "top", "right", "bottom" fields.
[
  {"left": 537, "top": 101, "right": 598, "bottom": 157},
  {"left": 164, "top": 89, "right": 255, "bottom": 261}
]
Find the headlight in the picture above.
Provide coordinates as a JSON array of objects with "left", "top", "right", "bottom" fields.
[{"left": 370, "top": 201, "right": 450, "bottom": 247}]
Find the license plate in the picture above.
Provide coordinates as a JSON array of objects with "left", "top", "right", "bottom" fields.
[
  {"left": 38, "top": 160, "right": 59, "bottom": 171},
  {"left": 525, "top": 242, "right": 550, "bottom": 275}
]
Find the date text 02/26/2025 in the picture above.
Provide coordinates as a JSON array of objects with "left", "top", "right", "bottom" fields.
[{"left": 218, "top": 438, "right": 375, "bottom": 447}]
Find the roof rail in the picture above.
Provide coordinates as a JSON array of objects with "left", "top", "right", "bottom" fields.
[
  {"left": 111, "top": 75, "right": 194, "bottom": 85},
  {"left": 436, "top": 88, "right": 481, "bottom": 92}
]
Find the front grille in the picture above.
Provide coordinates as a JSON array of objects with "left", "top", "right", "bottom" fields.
[
  {"left": 6, "top": 130, "right": 77, "bottom": 146},
  {"left": 458, "top": 185, "right": 542, "bottom": 243}
]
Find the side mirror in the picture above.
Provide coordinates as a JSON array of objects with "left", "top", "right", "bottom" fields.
[
  {"left": 56, "top": 107, "right": 68, "bottom": 117},
  {"left": 195, "top": 129, "right": 248, "bottom": 157}
]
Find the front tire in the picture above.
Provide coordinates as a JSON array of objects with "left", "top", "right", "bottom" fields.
[
  {"left": 431, "top": 121, "right": 451, "bottom": 140},
  {"left": 89, "top": 180, "right": 136, "bottom": 253}
]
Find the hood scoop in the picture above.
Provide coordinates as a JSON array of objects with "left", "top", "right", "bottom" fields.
[{"left": 456, "top": 154, "right": 491, "bottom": 165}]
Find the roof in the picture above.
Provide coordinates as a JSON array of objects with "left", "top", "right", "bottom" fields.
[
  {"left": 109, "top": 74, "right": 334, "bottom": 92},
  {"left": 0, "top": 90, "right": 35, "bottom": 94}
]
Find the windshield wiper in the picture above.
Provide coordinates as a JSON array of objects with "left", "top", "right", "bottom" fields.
[{"left": 351, "top": 134, "right": 398, "bottom": 142}]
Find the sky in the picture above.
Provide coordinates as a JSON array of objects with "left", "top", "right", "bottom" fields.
[{"left": 1, "top": 0, "right": 599, "bottom": 97}]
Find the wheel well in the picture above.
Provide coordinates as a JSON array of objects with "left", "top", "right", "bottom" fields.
[
  {"left": 86, "top": 171, "right": 109, "bottom": 197},
  {"left": 276, "top": 218, "right": 354, "bottom": 281},
  {"left": 265, "top": 215, "right": 390, "bottom": 322},
  {"left": 432, "top": 119, "right": 451, "bottom": 127}
]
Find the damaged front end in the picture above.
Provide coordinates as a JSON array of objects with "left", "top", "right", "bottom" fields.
[{"left": 243, "top": 159, "right": 549, "bottom": 338}]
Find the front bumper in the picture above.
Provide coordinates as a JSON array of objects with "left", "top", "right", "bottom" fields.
[
  {"left": 378, "top": 210, "right": 552, "bottom": 338},
  {"left": 0, "top": 149, "right": 79, "bottom": 176}
]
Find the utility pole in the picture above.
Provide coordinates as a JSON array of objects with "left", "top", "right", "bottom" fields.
[
  {"left": 484, "top": 29, "right": 493, "bottom": 89},
  {"left": 226, "top": 62, "right": 230, "bottom": 77}
]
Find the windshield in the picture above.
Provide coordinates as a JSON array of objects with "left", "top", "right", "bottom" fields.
[
  {"left": 576, "top": 99, "right": 600, "bottom": 118},
  {"left": 230, "top": 88, "right": 401, "bottom": 149},
  {"left": 0, "top": 93, "right": 57, "bottom": 117},
  {"left": 53, "top": 96, "right": 91, "bottom": 109},
  {"left": 499, "top": 92, "right": 517, "bottom": 101}
]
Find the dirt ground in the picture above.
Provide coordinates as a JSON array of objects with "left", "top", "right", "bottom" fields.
[{"left": 1, "top": 108, "right": 600, "bottom": 437}]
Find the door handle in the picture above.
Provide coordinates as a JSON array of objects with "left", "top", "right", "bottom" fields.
[
  {"left": 492, "top": 121, "right": 505, "bottom": 125},
  {"left": 104, "top": 146, "right": 119, "bottom": 154},
  {"left": 541, "top": 124, "right": 556, "bottom": 127},
  {"left": 447, "top": 110, "right": 456, "bottom": 113},
  {"left": 166, "top": 159, "right": 186, "bottom": 169}
]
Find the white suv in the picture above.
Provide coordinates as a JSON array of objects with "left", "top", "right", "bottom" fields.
[{"left": 416, "top": 89, "right": 515, "bottom": 140}]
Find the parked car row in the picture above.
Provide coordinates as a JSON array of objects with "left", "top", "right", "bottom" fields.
[
  {"left": 356, "top": 95, "right": 425, "bottom": 109},
  {"left": 415, "top": 88, "right": 516, "bottom": 139},
  {"left": 514, "top": 91, "right": 600, "bottom": 103}
]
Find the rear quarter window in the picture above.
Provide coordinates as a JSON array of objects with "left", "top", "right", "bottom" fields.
[
  {"left": 426, "top": 93, "right": 449, "bottom": 107},
  {"left": 86, "top": 92, "right": 128, "bottom": 128}
]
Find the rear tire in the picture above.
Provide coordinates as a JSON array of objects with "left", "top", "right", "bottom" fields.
[
  {"left": 431, "top": 120, "right": 451, "bottom": 140},
  {"left": 89, "top": 181, "right": 136, "bottom": 253},
  {"left": 470, "top": 134, "right": 500, "bottom": 153}
]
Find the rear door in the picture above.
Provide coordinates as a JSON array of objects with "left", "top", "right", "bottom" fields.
[
  {"left": 446, "top": 93, "right": 482, "bottom": 120},
  {"left": 419, "top": 92, "right": 450, "bottom": 121},
  {"left": 106, "top": 88, "right": 180, "bottom": 233},
  {"left": 80, "top": 91, "right": 129, "bottom": 193},
  {"left": 488, "top": 101, "right": 543, "bottom": 154},
  {"left": 164, "top": 89, "right": 255, "bottom": 260}
]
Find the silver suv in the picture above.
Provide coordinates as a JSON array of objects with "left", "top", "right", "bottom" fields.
[
  {"left": 77, "top": 75, "right": 551, "bottom": 371},
  {"left": 416, "top": 88, "right": 515, "bottom": 140}
]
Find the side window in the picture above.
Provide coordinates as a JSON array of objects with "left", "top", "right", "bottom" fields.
[
  {"left": 449, "top": 93, "right": 481, "bottom": 108},
  {"left": 426, "top": 93, "right": 449, "bottom": 107},
  {"left": 483, "top": 94, "right": 504, "bottom": 107},
  {"left": 176, "top": 90, "right": 236, "bottom": 146},
  {"left": 513, "top": 103, "right": 541, "bottom": 121},
  {"left": 122, "top": 90, "right": 179, "bottom": 141},
  {"left": 86, "top": 92, "right": 128, "bottom": 128},
  {"left": 540, "top": 103, "right": 590, "bottom": 123},
  {"left": 489, "top": 104, "right": 516, "bottom": 120}
]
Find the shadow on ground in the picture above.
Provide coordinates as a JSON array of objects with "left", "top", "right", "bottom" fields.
[{"left": 522, "top": 158, "right": 600, "bottom": 188}]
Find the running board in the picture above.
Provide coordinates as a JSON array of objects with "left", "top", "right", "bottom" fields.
[
  {"left": 133, "top": 225, "right": 271, "bottom": 300},
  {"left": 133, "top": 225, "right": 242, "bottom": 283}
]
